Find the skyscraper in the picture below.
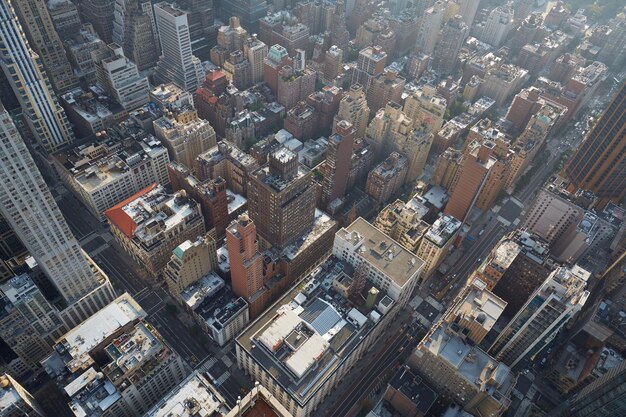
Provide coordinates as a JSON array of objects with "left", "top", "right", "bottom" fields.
[
  {"left": 227, "top": 214, "right": 263, "bottom": 301},
  {"left": 335, "top": 84, "right": 370, "bottom": 139},
  {"left": 563, "top": 82, "right": 626, "bottom": 206},
  {"left": 247, "top": 147, "right": 315, "bottom": 249},
  {"left": 11, "top": 0, "right": 76, "bottom": 92},
  {"left": 78, "top": 0, "right": 115, "bottom": 43},
  {"left": 154, "top": 2, "right": 204, "bottom": 92},
  {"left": 432, "top": 15, "right": 469, "bottom": 75},
  {"left": 0, "top": 0, "right": 75, "bottom": 153},
  {"left": 490, "top": 265, "right": 590, "bottom": 369},
  {"left": 112, "top": 0, "right": 160, "bottom": 71},
  {"left": 244, "top": 35, "right": 268, "bottom": 84},
  {"left": 0, "top": 103, "right": 115, "bottom": 316},
  {"left": 322, "top": 120, "right": 355, "bottom": 208}
]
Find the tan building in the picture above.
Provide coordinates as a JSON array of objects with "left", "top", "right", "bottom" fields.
[
  {"left": 365, "top": 102, "right": 412, "bottom": 156},
  {"left": 352, "top": 46, "right": 387, "bottom": 91},
  {"left": 0, "top": 374, "right": 45, "bottom": 417},
  {"left": 416, "top": 215, "right": 462, "bottom": 279},
  {"left": 366, "top": 71, "right": 406, "bottom": 114},
  {"left": 105, "top": 184, "right": 206, "bottom": 280},
  {"left": 154, "top": 116, "right": 217, "bottom": 172},
  {"left": 431, "top": 148, "right": 461, "bottom": 190},
  {"left": 334, "top": 84, "right": 370, "bottom": 139},
  {"left": 244, "top": 35, "right": 268, "bottom": 84},
  {"left": 403, "top": 84, "right": 447, "bottom": 133},
  {"left": 164, "top": 235, "right": 217, "bottom": 297},
  {"left": 366, "top": 152, "right": 409, "bottom": 204},
  {"left": 443, "top": 278, "right": 507, "bottom": 345},
  {"left": 374, "top": 197, "right": 430, "bottom": 253},
  {"left": 43, "top": 293, "right": 187, "bottom": 417},
  {"left": 277, "top": 65, "right": 316, "bottom": 110},
  {"left": 247, "top": 148, "right": 315, "bottom": 249},
  {"left": 410, "top": 321, "right": 516, "bottom": 417}
]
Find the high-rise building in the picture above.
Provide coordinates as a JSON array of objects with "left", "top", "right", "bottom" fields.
[
  {"left": 366, "top": 71, "right": 406, "bottom": 114},
  {"left": 402, "top": 84, "right": 447, "bottom": 133},
  {"left": 112, "top": 0, "right": 160, "bottom": 71},
  {"left": 563, "top": 82, "right": 626, "bottom": 206},
  {"left": 490, "top": 265, "right": 590, "bottom": 369},
  {"left": 78, "top": 0, "right": 115, "bottom": 43},
  {"left": 0, "top": 373, "right": 45, "bottom": 417},
  {"left": 373, "top": 196, "right": 430, "bottom": 253},
  {"left": 432, "top": 15, "right": 469, "bottom": 75},
  {"left": 476, "top": 5, "right": 515, "bottom": 47},
  {"left": 324, "top": 45, "right": 343, "bottom": 82},
  {"left": 11, "top": 0, "right": 76, "bottom": 92},
  {"left": 154, "top": 2, "right": 203, "bottom": 92},
  {"left": 553, "top": 359, "right": 626, "bottom": 417},
  {"left": 415, "top": 1, "right": 446, "bottom": 54},
  {"left": 352, "top": 46, "right": 387, "bottom": 92},
  {"left": 334, "top": 84, "right": 370, "bottom": 139},
  {"left": 244, "top": 35, "right": 268, "bottom": 84},
  {"left": 175, "top": 0, "right": 216, "bottom": 60},
  {"left": 223, "top": 50, "right": 251, "bottom": 90},
  {"left": 164, "top": 235, "right": 217, "bottom": 297},
  {"left": 366, "top": 152, "right": 409, "bottom": 204},
  {"left": 0, "top": 0, "right": 75, "bottom": 153},
  {"left": 277, "top": 63, "right": 316, "bottom": 111},
  {"left": 247, "top": 147, "right": 315, "bottom": 249},
  {"left": 227, "top": 214, "right": 264, "bottom": 307},
  {"left": 0, "top": 104, "right": 114, "bottom": 308},
  {"left": 322, "top": 120, "right": 355, "bottom": 208},
  {"left": 416, "top": 215, "right": 462, "bottom": 279},
  {"left": 47, "top": 0, "right": 82, "bottom": 40},
  {"left": 92, "top": 43, "right": 150, "bottom": 111},
  {"left": 459, "top": 0, "right": 480, "bottom": 28},
  {"left": 263, "top": 44, "right": 290, "bottom": 93},
  {"left": 43, "top": 293, "right": 187, "bottom": 417},
  {"left": 330, "top": 0, "right": 350, "bottom": 52},
  {"left": 220, "top": 0, "right": 267, "bottom": 33},
  {"left": 105, "top": 184, "right": 206, "bottom": 280}
]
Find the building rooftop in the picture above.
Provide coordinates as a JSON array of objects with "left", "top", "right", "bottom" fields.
[
  {"left": 105, "top": 184, "right": 200, "bottom": 243},
  {"left": 388, "top": 366, "right": 438, "bottom": 415},
  {"left": 237, "top": 255, "right": 398, "bottom": 407},
  {"left": 338, "top": 218, "right": 424, "bottom": 288},
  {"left": 424, "top": 215, "right": 462, "bottom": 247},
  {"left": 451, "top": 279, "right": 507, "bottom": 334},
  {"left": 180, "top": 272, "right": 225, "bottom": 310},
  {"left": 369, "top": 152, "right": 408, "bottom": 181},
  {"left": 61, "top": 88, "right": 125, "bottom": 123},
  {"left": 421, "top": 323, "right": 515, "bottom": 403},
  {"left": 282, "top": 209, "right": 335, "bottom": 261},
  {"left": 197, "top": 141, "right": 258, "bottom": 170},
  {"left": 143, "top": 372, "right": 228, "bottom": 417},
  {"left": 194, "top": 288, "right": 248, "bottom": 334},
  {"left": 53, "top": 120, "right": 167, "bottom": 193}
]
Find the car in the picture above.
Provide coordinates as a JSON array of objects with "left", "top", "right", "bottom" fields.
[{"left": 476, "top": 257, "right": 482, "bottom": 263}]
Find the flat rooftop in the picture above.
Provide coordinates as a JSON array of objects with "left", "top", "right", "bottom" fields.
[
  {"left": 143, "top": 372, "right": 228, "bottom": 417},
  {"left": 452, "top": 279, "right": 507, "bottom": 333},
  {"left": 236, "top": 256, "right": 397, "bottom": 407},
  {"left": 388, "top": 366, "right": 438, "bottom": 415},
  {"left": 338, "top": 218, "right": 424, "bottom": 287},
  {"left": 424, "top": 215, "right": 461, "bottom": 247}
]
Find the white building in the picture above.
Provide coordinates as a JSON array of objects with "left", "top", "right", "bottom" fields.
[
  {"left": 0, "top": 0, "right": 75, "bottom": 153},
  {"left": 154, "top": 2, "right": 203, "bottom": 92},
  {"left": 52, "top": 127, "right": 170, "bottom": 221},
  {"left": 92, "top": 43, "right": 150, "bottom": 111},
  {"left": 43, "top": 293, "right": 187, "bottom": 417},
  {"left": 333, "top": 217, "right": 424, "bottom": 307},
  {"left": 477, "top": 5, "right": 515, "bottom": 47},
  {"left": 0, "top": 106, "right": 115, "bottom": 320},
  {"left": 490, "top": 265, "right": 590, "bottom": 368}
]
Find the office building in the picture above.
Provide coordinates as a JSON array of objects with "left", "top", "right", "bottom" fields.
[
  {"left": 59, "top": 88, "right": 127, "bottom": 137},
  {"left": 218, "top": 16, "right": 248, "bottom": 53},
  {"left": 365, "top": 102, "right": 413, "bottom": 157},
  {"left": 284, "top": 102, "right": 316, "bottom": 141},
  {"left": 263, "top": 44, "right": 290, "bottom": 94},
  {"left": 167, "top": 162, "right": 231, "bottom": 238},
  {"left": 247, "top": 148, "right": 315, "bottom": 249},
  {"left": 11, "top": 0, "right": 76, "bottom": 92},
  {"left": 416, "top": 215, "right": 462, "bottom": 280},
  {"left": 432, "top": 15, "right": 468, "bottom": 74},
  {"left": 352, "top": 46, "right": 387, "bottom": 92},
  {"left": 0, "top": 373, "right": 45, "bottom": 417},
  {"left": 112, "top": 0, "right": 160, "bottom": 71},
  {"left": 459, "top": 0, "right": 480, "bottom": 28},
  {"left": 476, "top": 5, "right": 515, "bottom": 47},
  {"left": 0, "top": 0, "right": 75, "bottom": 153},
  {"left": 244, "top": 35, "right": 268, "bottom": 84},
  {"left": 321, "top": 120, "right": 355, "bottom": 208},
  {"left": 220, "top": 0, "right": 267, "bottom": 33},
  {"left": 402, "top": 85, "right": 447, "bottom": 133},
  {"left": 277, "top": 64, "right": 316, "bottom": 111},
  {"left": 43, "top": 293, "right": 187, "bottom": 417},
  {"left": 490, "top": 265, "right": 590, "bottom": 368},
  {"left": 47, "top": 0, "right": 82, "bottom": 40},
  {"left": 223, "top": 50, "right": 251, "bottom": 90},
  {"left": 92, "top": 43, "right": 150, "bottom": 111},
  {"left": 0, "top": 105, "right": 115, "bottom": 321},
  {"left": 334, "top": 84, "right": 370, "bottom": 139},
  {"left": 410, "top": 321, "right": 515, "bottom": 417},
  {"left": 236, "top": 251, "right": 418, "bottom": 417},
  {"left": 366, "top": 152, "right": 409, "bottom": 204},
  {"left": 106, "top": 184, "right": 205, "bottom": 280},
  {"left": 563, "top": 82, "right": 626, "bottom": 207},
  {"left": 164, "top": 235, "right": 217, "bottom": 297},
  {"left": 324, "top": 45, "right": 343, "bottom": 83},
  {"left": 143, "top": 372, "right": 229, "bottom": 416},
  {"left": 52, "top": 124, "right": 170, "bottom": 220},
  {"left": 196, "top": 141, "right": 259, "bottom": 196},
  {"left": 154, "top": 3, "right": 203, "bottom": 92}
]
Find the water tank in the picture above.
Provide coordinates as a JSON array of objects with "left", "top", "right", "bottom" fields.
[{"left": 366, "top": 287, "right": 379, "bottom": 309}]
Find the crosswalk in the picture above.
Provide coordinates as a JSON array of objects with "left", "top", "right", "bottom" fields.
[
  {"left": 198, "top": 356, "right": 217, "bottom": 373},
  {"left": 214, "top": 371, "right": 230, "bottom": 386}
]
